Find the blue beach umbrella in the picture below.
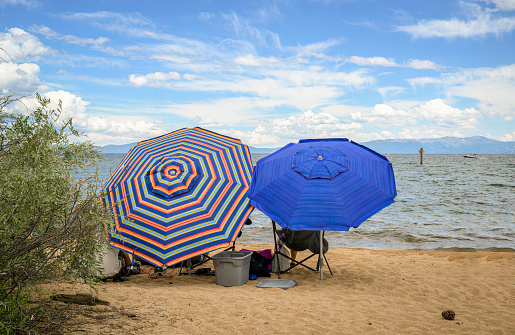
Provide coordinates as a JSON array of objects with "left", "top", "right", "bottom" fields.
[
  {"left": 248, "top": 138, "right": 397, "bottom": 278},
  {"left": 101, "top": 127, "right": 254, "bottom": 267}
]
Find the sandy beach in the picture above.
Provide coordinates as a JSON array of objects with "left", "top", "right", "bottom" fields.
[{"left": 41, "top": 243, "right": 515, "bottom": 334}]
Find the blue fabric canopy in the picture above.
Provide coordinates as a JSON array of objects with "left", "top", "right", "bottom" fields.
[{"left": 248, "top": 138, "right": 397, "bottom": 231}]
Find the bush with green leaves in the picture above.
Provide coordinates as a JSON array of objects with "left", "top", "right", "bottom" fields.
[{"left": 0, "top": 93, "right": 109, "bottom": 333}]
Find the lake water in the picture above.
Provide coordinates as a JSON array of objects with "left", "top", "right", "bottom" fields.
[{"left": 97, "top": 153, "right": 515, "bottom": 252}]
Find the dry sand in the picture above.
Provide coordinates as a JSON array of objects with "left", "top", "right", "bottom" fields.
[{"left": 41, "top": 243, "right": 515, "bottom": 334}]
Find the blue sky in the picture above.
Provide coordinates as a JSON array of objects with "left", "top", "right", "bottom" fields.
[{"left": 1, "top": 0, "right": 514, "bottom": 147}]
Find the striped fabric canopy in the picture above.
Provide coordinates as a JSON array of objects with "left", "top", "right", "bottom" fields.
[
  {"left": 248, "top": 138, "right": 397, "bottom": 231},
  {"left": 101, "top": 127, "right": 254, "bottom": 267}
]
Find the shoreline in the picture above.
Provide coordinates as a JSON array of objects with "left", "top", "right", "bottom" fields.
[{"left": 42, "top": 243, "right": 515, "bottom": 334}]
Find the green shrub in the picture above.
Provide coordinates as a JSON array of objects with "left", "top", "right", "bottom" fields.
[{"left": 0, "top": 93, "right": 109, "bottom": 333}]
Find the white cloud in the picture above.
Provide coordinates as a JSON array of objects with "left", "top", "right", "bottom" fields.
[
  {"left": 0, "top": 0, "right": 39, "bottom": 8},
  {"left": 265, "top": 110, "right": 363, "bottom": 141},
  {"left": 59, "top": 11, "right": 155, "bottom": 38},
  {"left": 347, "top": 56, "right": 441, "bottom": 70},
  {"left": 0, "top": 62, "right": 42, "bottom": 94},
  {"left": 405, "top": 59, "right": 441, "bottom": 70},
  {"left": 129, "top": 71, "right": 181, "bottom": 87},
  {"left": 218, "top": 128, "right": 281, "bottom": 146},
  {"left": 164, "top": 97, "right": 273, "bottom": 126},
  {"left": 9, "top": 91, "right": 166, "bottom": 145},
  {"left": 30, "top": 25, "right": 110, "bottom": 49},
  {"left": 443, "top": 64, "right": 515, "bottom": 120},
  {"left": 82, "top": 115, "right": 165, "bottom": 137},
  {"left": 489, "top": 0, "right": 515, "bottom": 11},
  {"left": 378, "top": 86, "right": 406, "bottom": 98},
  {"left": 500, "top": 131, "right": 515, "bottom": 141},
  {"left": 319, "top": 104, "right": 371, "bottom": 118},
  {"left": 348, "top": 99, "right": 481, "bottom": 130},
  {"left": 397, "top": 3, "right": 515, "bottom": 39},
  {"left": 0, "top": 28, "right": 54, "bottom": 62},
  {"left": 129, "top": 66, "right": 373, "bottom": 112},
  {"left": 407, "top": 76, "right": 443, "bottom": 88},
  {"left": 220, "top": 11, "right": 283, "bottom": 48},
  {"left": 413, "top": 99, "right": 480, "bottom": 128},
  {"left": 11, "top": 90, "right": 88, "bottom": 120},
  {"left": 234, "top": 54, "right": 279, "bottom": 66},
  {"left": 182, "top": 74, "right": 198, "bottom": 80},
  {"left": 351, "top": 104, "right": 415, "bottom": 127},
  {"left": 214, "top": 110, "right": 365, "bottom": 146},
  {"left": 150, "top": 54, "right": 191, "bottom": 64},
  {"left": 43, "top": 90, "right": 89, "bottom": 120},
  {"left": 294, "top": 38, "right": 344, "bottom": 60},
  {"left": 199, "top": 12, "right": 216, "bottom": 22},
  {"left": 347, "top": 56, "right": 398, "bottom": 67},
  {"left": 154, "top": 97, "right": 489, "bottom": 147}
]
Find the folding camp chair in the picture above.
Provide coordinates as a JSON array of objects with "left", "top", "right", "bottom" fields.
[{"left": 272, "top": 220, "right": 333, "bottom": 277}]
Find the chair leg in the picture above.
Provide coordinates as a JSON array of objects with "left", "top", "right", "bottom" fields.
[
  {"left": 324, "top": 253, "right": 333, "bottom": 276},
  {"left": 315, "top": 253, "right": 333, "bottom": 276}
]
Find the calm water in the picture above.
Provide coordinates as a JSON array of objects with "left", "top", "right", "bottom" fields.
[{"left": 97, "top": 153, "right": 515, "bottom": 252}]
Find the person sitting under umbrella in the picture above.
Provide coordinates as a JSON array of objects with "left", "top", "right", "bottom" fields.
[{"left": 275, "top": 223, "right": 329, "bottom": 266}]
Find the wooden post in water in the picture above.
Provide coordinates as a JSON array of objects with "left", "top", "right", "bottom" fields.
[{"left": 419, "top": 147, "right": 424, "bottom": 165}]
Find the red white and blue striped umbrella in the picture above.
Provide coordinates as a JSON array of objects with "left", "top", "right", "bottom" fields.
[{"left": 101, "top": 127, "right": 254, "bottom": 267}]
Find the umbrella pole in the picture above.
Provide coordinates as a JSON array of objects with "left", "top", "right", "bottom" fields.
[{"left": 319, "top": 230, "right": 324, "bottom": 280}]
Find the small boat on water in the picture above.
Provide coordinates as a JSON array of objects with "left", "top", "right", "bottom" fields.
[{"left": 463, "top": 154, "right": 478, "bottom": 158}]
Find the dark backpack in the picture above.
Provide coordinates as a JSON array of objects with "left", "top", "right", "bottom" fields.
[{"left": 249, "top": 251, "right": 271, "bottom": 277}]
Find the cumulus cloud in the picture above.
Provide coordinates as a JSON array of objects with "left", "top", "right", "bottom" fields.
[
  {"left": 218, "top": 127, "right": 281, "bottom": 146},
  {"left": 350, "top": 99, "right": 481, "bottom": 130},
  {"left": 8, "top": 91, "right": 166, "bottom": 145},
  {"left": 9, "top": 90, "right": 89, "bottom": 121},
  {"left": 129, "top": 71, "right": 181, "bottom": 87},
  {"left": 212, "top": 110, "right": 364, "bottom": 146},
  {"left": 187, "top": 98, "right": 488, "bottom": 147},
  {"left": 0, "top": 62, "right": 42, "bottom": 94},
  {"left": 0, "top": 28, "right": 54, "bottom": 62},
  {"left": 351, "top": 104, "right": 415, "bottom": 126},
  {"left": 500, "top": 131, "right": 515, "bottom": 141},
  {"left": 263, "top": 110, "right": 363, "bottom": 141},
  {"left": 413, "top": 99, "right": 480, "bottom": 128},
  {"left": 81, "top": 115, "right": 165, "bottom": 137},
  {"left": 43, "top": 90, "right": 89, "bottom": 120}
]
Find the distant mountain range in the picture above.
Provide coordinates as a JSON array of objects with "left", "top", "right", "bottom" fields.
[
  {"left": 101, "top": 136, "right": 515, "bottom": 154},
  {"left": 363, "top": 136, "right": 515, "bottom": 154}
]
